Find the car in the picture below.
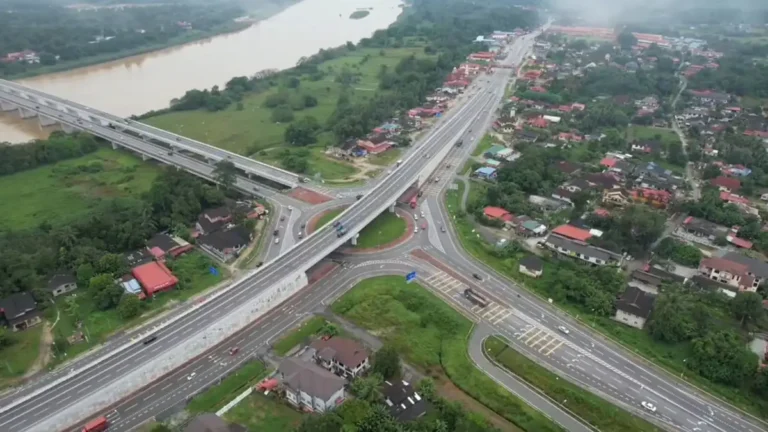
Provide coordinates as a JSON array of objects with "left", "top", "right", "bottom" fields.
[
  {"left": 175, "top": 137, "right": 180, "bottom": 142},
  {"left": 142, "top": 335, "right": 158, "bottom": 345},
  {"left": 301, "top": 223, "right": 306, "bottom": 229},
  {"left": 229, "top": 347, "right": 240, "bottom": 356},
  {"left": 167, "top": 151, "right": 173, "bottom": 156},
  {"left": 417, "top": 191, "right": 423, "bottom": 197},
  {"left": 288, "top": 206, "right": 293, "bottom": 211},
  {"left": 557, "top": 326, "right": 570, "bottom": 335},
  {"left": 333, "top": 221, "right": 341, "bottom": 228},
  {"left": 274, "top": 238, "right": 280, "bottom": 244},
  {"left": 420, "top": 211, "right": 425, "bottom": 218},
  {"left": 187, "top": 372, "right": 196, "bottom": 380},
  {"left": 253, "top": 186, "right": 259, "bottom": 191},
  {"left": 273, "top": 229, "right": 279, "bottom": 236},
  {"left": 414, "top": 214, "right": 419, "bottom": 221},
  {"left": 440, "top": 225, "right": 446, "bottom": 233},
  {"left": 414, "top": 227, "right": 419, "bottom": 233},
  {"left": 421, "top": 222, "right": 427, "bottom": 230},
  {"left": 356, "top": 194, "right": 364, "bottom": 200},
  {"left": 280, "top": 215, "right": 285, "bottom": 221},
  {"left": 641, "top": 401, "right": 656, "bottom": 413},
  {"left": 434, "top": 177, "right": 440, "bottom": 183},
  {"left": 472, "top": 273, "right": 483, "bottom": 281},
  {"left": 298, "top": 232, "right": 303, "bottom": 239}
]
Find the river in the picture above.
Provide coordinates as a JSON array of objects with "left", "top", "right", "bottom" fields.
[{"left": 0, "top": 0, "right": 403, "bottom": 143}]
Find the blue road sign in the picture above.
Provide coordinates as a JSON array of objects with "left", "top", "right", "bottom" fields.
[{"left": 406, "top": 271, "right": 417, "bottom": 283}]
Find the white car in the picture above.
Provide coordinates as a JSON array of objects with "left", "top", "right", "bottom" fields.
[
  {"left": 641, "top": 401, "right": 656, "bottom": 413},
  {"left": 187, "top": 372, "right": 196, "bottom": 381},
  {"left": 420, "top": 211, "right": 425, "bottom": 218},
  {"left": 414, "top": 214, "right": 419, "bottom": 221},
  {"left": 557, "top": 326, "right": 570, "bottom": 335},
  {"left": 274, "top": 238, "right": 280, "bottom": 244},
  {"left": 414, "top": 227, "right": 419, "bottom": 233}
]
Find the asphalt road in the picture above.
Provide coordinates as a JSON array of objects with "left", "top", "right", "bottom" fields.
[{"left": 0, "top": 34, "right": 531, "bottom": 432}]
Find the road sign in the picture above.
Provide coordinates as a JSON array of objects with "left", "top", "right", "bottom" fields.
[{"left": 406, "top": 271, "right": 417, "bottom": 283}]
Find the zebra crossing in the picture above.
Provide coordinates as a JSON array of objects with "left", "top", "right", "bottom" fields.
[
  {"left": 423, "top": 271, "right": 511, "bottom": 325},
  {"left": 514, "top": 325, "right": 565, "bottom": 356}
]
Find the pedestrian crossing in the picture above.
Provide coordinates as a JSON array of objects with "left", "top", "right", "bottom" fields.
[
  {"left": 423, "top": 271, "right": 511, "bottom": 325},
  {"left": 515, "top": 326, "right": 564, "bottom": 356}
]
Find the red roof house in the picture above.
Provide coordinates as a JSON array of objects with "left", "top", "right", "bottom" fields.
[
  {"left": 132, "top": 262, "right": 178, "bottom": 297},
  {"left": 552, "top": 224, "right": 592, "bottom": 242},
  {"left": 600, "top": 157, "right": 617, "bottom": 168},
  {"left": 710, "top": 176, "right": 741, "bottom": 193},
  {"left": 528, "top": 116, "right": 549, "bottom": 128},
  {"left": 484, "top": 207, "right": 513, "bottom": 222}
]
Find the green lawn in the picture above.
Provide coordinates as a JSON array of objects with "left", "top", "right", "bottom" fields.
[
  {"left": 188, "top": 360, "right": 269, "bottom": 413},
  {"left": 255, "top": 146, "right": 358, "bottom": 181},
  {"left": 271, "top": 316, "right": 327, "bottom": 356},
  {"left": 472, "top": 134, "right": 500, "bottom": 157},
  {"left": 144, "top": 46, "right": 429, "bottom": 157},
  {"left": 332, "top": 276, "right": 561, "bottom": 432},
  {"left": 628, "top": 125, "right": 679, "bottom": 146},
  {"left": 224, "top": 392, "right": 303, "bottom": 432},
  {"left": 315, "top": 208, "right": 345, "bottom": 231},
  {"left": 485, "top": 337, "right": 662, "bottom": 432},
  {"left": 368, "top": 148, "right": 402, "bottom": 167},
  {"left": 0, "top": 325, "right": 43, "bottom": 386},
  {"left": 443, "top": 179, "right": 768, "bottom": 419},
  {"left": 50, "top": 252, "right": 226, "bottom": 361},
  {"left": 355, "top": 211, "right": 407, "bottom": 248},
  {"left": 0, "top": 148, "right": 160, "bottom": 230}
]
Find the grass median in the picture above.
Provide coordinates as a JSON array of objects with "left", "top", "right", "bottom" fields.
[
  {"left": 187, "top": 360, "right": 269, "bottom": 414},
  {"left": 484, "top": 337, "right": 663, "bottom": 432},
  {"left": 271, "top": 316, "right": 327, "bottom": 356},
  {"left": 355, "top": 211, "right": 407, "bottom": 248},
  {"left": 332, "top": 275, "right": 563, "bottom": 432}
]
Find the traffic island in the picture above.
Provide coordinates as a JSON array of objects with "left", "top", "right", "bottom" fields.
[
  {"left": 342, "top": 208, "right": 413, "bottom": 253},
  {"left": 306, "top": 206, "right": 348, "bottom": 234}
]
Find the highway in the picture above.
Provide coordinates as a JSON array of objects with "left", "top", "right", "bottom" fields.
[{"left": 0, "top": 34, "right": 525, "bottom": 432}]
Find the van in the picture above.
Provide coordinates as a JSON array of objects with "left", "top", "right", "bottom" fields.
[{"left": 396, "top": 159, "right": 403, "bottom": 167}]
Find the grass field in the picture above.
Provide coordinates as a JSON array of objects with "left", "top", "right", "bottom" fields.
[
  {"left": 368, "top": 148, "right": 402, "bottom": 166},
  {"left": 355, "top": 212, "right": 407, "bottom": 248},
  {"left": 332, "top": 276, "right": 561, "bottom": 432},
  {"left": 0, "top": 148, "right": 160, "bottom": 230},
  {"left": 0, "top": 325, "right": 43, "bottom": 386},
  {"left": 472, "top": 134, "right": 500, "bottom": 157},
  {"left": 187, "top": 360, "right": 269, "bottom": 413},
  {"left": 485, "top": 337, "right": 662, "bottom": 432},
  {"left": 271, "top": 316, "right": 327, "bottom": 356},
  {"left": 628, "top": 125, "right": 679, "bottom": 146},
  {"left": 315, "top": 208, "right": 345, "bottom": 231},
  {"left": 144, "top": 46, "right": 429, "bottom": 177},
  {"left": 224, "top": 392, "right": 303, "bottom": 432},
  {"left": 256, "top": 146, "right": 358, "bottom": 181},
  {"left": 49, "top": 252, "right": 226, "bottom": 361}
]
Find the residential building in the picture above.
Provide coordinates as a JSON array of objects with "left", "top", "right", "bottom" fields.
[
  {"left": 551, "top": 224, "right": 592, "bottom": 242},
  {"left": 184, "top": 413, "right": 246, "bottom": 432},
  {"left": 614, "top": 286, "right": 656, "bottom": 329},
  {"left": 146, "top": 233, "right": 193, "bottom": 261},
  {"left": 310, "top": 337, "right": 370, "bottom": 379},
  {"left": 631, "top": 188, "right": 671, "bottom": 208},
  {"left": 551, "top": 188, "right": 575, "bottom": 206},
  {"left": 46, "top": 272, "right": 78, "bottom": 297},
  {"left": 543, "top": 234, "right": 623, "bottom": 266},
  {"left": 383, "top": 380, "right": 428, "bottom": 422},
  {"left": 631, "top": 140, "right": 662, "bottom": 154},
  {"left": 483, "top": 207, "right": 513, "bottom": 223},
  {"left": 278, "top": 358, "right": 346, "bottom": 412},
  {"left": 132, "top": 261, "right": 178, "bottom": 298},
  {"left": 518, "top": 219, "right": 547, "bottom": 237},
  {"left": 0, "top": 292, "right": 41, "bottom": 331},
  {"left": 196, "top": 207, "right": 233, "bottom": 235},
  {"left": 675, "top": 216, "right": 729, "bottom": 245},
  {"left": 698, "top": 256, "right": 761, "bottom": 293},
  {"left": 197, "top": 226, "right": 252, "bottom": 263},
  {"left": 519, "top": 256, "right": 544, "bottom": 278},
  {"left": 710, "top": 176, "right": 741, "bottom": 193},
  {"left": 602, "top": 189, "right": 630, "bottom": 207},
  {"left": 474, "top": 167, "right": 497, "bottom": 180}
]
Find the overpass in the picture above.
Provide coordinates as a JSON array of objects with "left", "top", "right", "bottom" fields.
[
  {"left": 0, "top": 61, "right": 510, "bottom": 432},
  {"left": 0, "top": 79, "right": 302, "bottom": 188}
]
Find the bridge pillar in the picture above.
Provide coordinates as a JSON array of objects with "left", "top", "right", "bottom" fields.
[
  {"left": 141, "top": 153, "right": 149, "bottom": 161},
  {"left": 0, "top": 101, "right": 15, "bottom": 112},
  {"left": 389, "top": 203, "right": 396, "bottom": 213},
  {"left": 111, "top": 142, "right": 119, "bottom": 150},
  {"left": 62, "top": 124, "right": 76, "bottom": 134},
  {"left": 351, "top": 234, "right": 359, "bottom": 246},
  {"left": 17, "top": 107, "right": 36, "bottom": 119},
  {"left": 39, "top": 115, "right": 58, "bottom": 128}
]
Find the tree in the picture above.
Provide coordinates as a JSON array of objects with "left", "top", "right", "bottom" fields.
[
  {"left": 88, "top": 274, "right": 124, "bottom": 310},
  {"left": 285, "top": 116, "right": 320, "bottom": 146},
  {"left": 213, "top": 160, "right": 237, "bottom": 190},
  {"left": 617, "top": 31, "right": 638, "bottom": 50},
  {"left": 149, "top": 424, "right": 172, "bottom": 432},
  {"left": 272, "top": 105, "right": 295, "bottom": 123},
  {"left": 64, "top": 295, "right": 81, "bottom": 322},
  {"left": 372, "top": 345, "right": 401, "bottom": 379},
  {"left": 688, "top": 330, "right": 757, "bottom": 386},
  {"left": 319, "top": 322, "right": 339, "bottom": 338},
  {"left": 117, "top": 295, "right": 142, "bottom": 320},
  {"left": 0, "top": 327, "right": 12, "bottom": 349},
  {"left": 350, "top": 373, "right": 384, "bottom": 403},
  {"left": 648, "top": 286, "right": 696, "bottom": 343},
  {"left": 730, "top": 292, "right": 764, "bottom": 328},
  {"left": 417, "top": 378, "right": 436, "bottom": 400},
  {"left": 297, "top": 413, "right": 344, "bottom": 432}
]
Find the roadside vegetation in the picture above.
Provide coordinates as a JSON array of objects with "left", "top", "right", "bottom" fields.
[
  {"left": 271, "top": 316, "right": 330, "bottom": 356},
  {"left": 484, "top": 337, "right": 663, "bottom": 432},
  {"left": 187, "top": 360, "right": 269, "bottom": 414},
  {"left": 355, "top": 212, "right": 407, "bottom": 248},
  {"left": 332, "top": 276, "right": 562, "bottom": 432}
]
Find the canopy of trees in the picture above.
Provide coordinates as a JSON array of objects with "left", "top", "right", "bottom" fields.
[{"left": 0, "top": 132, "right": 98, "bottom": 175}]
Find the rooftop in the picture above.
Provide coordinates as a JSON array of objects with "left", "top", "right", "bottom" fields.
[
  {"left": 310, "top": 337, "right": 369, "bottom": 369},
  {"left": 278, "top": 358, "right": 346, "bottom": 401},
  {"left": 615, "top": 286, "right": 656, "bottom": 318}
]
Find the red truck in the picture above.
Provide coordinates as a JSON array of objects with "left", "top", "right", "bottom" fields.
[
  {"left": 409, "top": 197, "right": 418, "bottom": 209},
  {"left": 82, "top": 416, "right": 108, "bottom": 432}
]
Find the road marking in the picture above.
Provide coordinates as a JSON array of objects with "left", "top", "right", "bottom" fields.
[
  {"left": 544, "top": 341, "right": 564, "bottom": 356},
  {"left": 491, "top": 310, "right": 511, "bottom": 325},
  {"left": 538, "top": 338, "right": 558, "bottom": 353}
]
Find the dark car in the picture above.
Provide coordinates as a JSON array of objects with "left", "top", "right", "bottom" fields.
[
  {"left": 143, "top": 335, "right": 158, "bottom": 345},
  {"left": 333, "top": 221, "right": 341, "bottom": 228},
  {"left": 472, "top": 273, "right": 483, "bottom": 281},
  {"left": 273, "top": 229, "right": 279, "bottom": 236},
  {"left": 356, "top": 194, "right": 364, "bottom": 200}
]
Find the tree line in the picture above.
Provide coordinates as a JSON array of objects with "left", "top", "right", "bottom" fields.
[{"left": 0, "top": 132, "right": 99, "bottom": 176}]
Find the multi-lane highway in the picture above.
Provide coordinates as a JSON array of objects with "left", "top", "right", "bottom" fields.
[{"left": 0, "top": 33, "right": 526, "bottom": 431}]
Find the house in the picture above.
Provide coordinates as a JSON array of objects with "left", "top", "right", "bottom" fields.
[
  {"left": 698, "top": 256, "right": 762, "bottom": 295},
  {"left": 278, "top": 358, "right": 346, "bottom": 412},
  {"left": 358, "top": 139, "right": 394, "bottom": 155},
  {"left": 310, "top": 337, "right": 370, "bottom": 379},
  {"left": 630, "top": 266, "right": 687, "bottom": 293},
  {"left": 483, "top": 207, "right": 513, "bottom": 223},
  {"left": 124, "top": 248, "right": 154, "bottom": 268},
  {"left": 551, "top": 188, "right": 575, "bottom": 205},
  {"left": 555, "top": 161, "right": 581, "bottom": 176},
  {"left": 518, "top": 219, "right": 547, "bottom": 237},
  {"left": 474, "top": 167, "right": 497, "bottom": 180},
  {"left": 602, "top": 189, "right": 630, "bottom": 207},
  {"left": 689, "top": 90, "right": 730, "bottom": 104},
  {"left": 631, "top": 140, "right": 662, "bottom": 154},
  {"left": 675, "top": 216, "right": 729, "bottom": 244},
  {"left": 528, "top": 116, "right": 549, "bottom": 128},
  {"left": 184, "top": 413, "right": 246, "bottom": 432},
  {"left": 631, "top": 188, "right": 671, "bottom": 208},
  {"left": 519, "top": 255, "right": 544, "bottom": 278},
  {"left": 196, "top": 207, "right": 233, "bottom": 235},
  {"left": 383, "top": 380, "right": 428, "bottom": 422},
  {"left": 584, "top": 172, "right": 621, "bottom": 190},
  {"left": 710, "top": 176, "right": 741, "bottom": 193},
  {"left": 0, "top": 292, "right": 41, "bottom": 331},
  {"left": 517, "top": 130, "right": 539, "bottom": 142},
  {"left": 132, "top": 261, "right": 178, "bottom": 298},
  {"left": 197, "top": 226, "right": 252, "bottom": 263},
  {"left": 543, "top": 234, "right": 623, "bottom": 266},
  {"left": 146, "top": 233, "right": 193, "bottom": 261},
  {"left": 551, "top": 224, "right": 592, "bottom": 242},
  {"left": 614, "top": 286, "right": 656, "bottom": 329},
  {"left": 46, "top": 272, "right": 78, "bottom": 297},
  {"left": 720, "top": 192, "right": 759, "bottom": 217},
  {"left": 529, "top": 195, "right": 569, "bottom": 213}
]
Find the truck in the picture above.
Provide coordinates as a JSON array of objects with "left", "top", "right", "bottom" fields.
[
  {"left": 464, "top": 288, "right": 488, "bottom": 308},
  {"left": 409, "top": 197, "right": 418, "bottom": 209},
  {"left": 82, "top": 416, "right": 108, "bottom": 432}
]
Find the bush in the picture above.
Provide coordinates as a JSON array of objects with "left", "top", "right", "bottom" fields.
[{"left": 271, "top": 105, "right": 295, "bottom": 123}]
